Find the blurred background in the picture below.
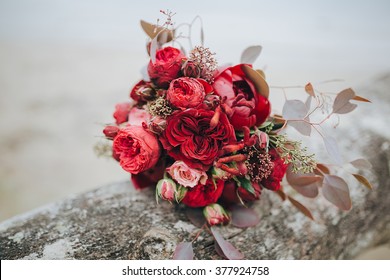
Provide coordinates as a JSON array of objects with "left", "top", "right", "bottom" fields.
[{"left": 0, "top": 0, "right": 389, "bottom": 233}]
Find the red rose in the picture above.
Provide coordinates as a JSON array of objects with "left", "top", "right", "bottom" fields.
[
  {"left": 130, "top": 80, "right": 155, "bottom": 102},
  {"left": 220, "top": 181, "right": 262, "bottom": 204},
  {"left": 213, "top": 64, "right": 270, "bottom": 129},
  {"left": 113, "top": 102, "right": 131, "bottom": 125},
  {"left": 160, "top": 108, "right": 235, "bottom": 170},
  {"left": 113, "top": 125, "right": 161, "bottom": 174},
  {"left": 167, "top": 77, "right": 205, "bottom": 109},
  {"left": 131, "top": 159, "right": 165, "bottom": 189},
  {"left": 261, "top": 149, "right": 287, "bottom": 191},
  {"left": 147, "top": 47, "right": 185, "bottom": 89},
  {"left": 182, "top": 178, "right": 225, "bottom": 207}
]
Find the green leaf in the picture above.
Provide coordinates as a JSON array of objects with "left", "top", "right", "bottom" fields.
[{"left": 236, "top": 177, "right": 255, "bottom": 195}]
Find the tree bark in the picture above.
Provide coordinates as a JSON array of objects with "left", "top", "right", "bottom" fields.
[{"left": 1, "top": 75, "right": 390, "bottom": 260}]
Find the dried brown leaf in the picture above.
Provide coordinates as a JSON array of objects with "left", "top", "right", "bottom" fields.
[
  {"left": 352, "top": 95, "right": 371, "bottom": 103},
  {"left": 275, "top": 189, "right": 287, "bottom": 201},
  {"left": 287, "top": 196, "right": 314, "bottom": 220},
  {"left": 352, "top": 174, "right": 373, "bottom": 190},
  {"left": 256, "top": 69, "right": 266, "bottom": 79},
  {"left": 286, "top": 166, "right": 321, "bottom": 198},
  {"left": 140, "top": 20, "right": 174, "bottom": 42},
  {"left": 305, "top": 82, "right": 315, "bottom": 97},
  {"left": 241, "top": 64, "right": 269, "bottom": 98}
]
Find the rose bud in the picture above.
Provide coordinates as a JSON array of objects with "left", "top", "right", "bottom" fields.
[
  {"left": 182, "top": 60, "right": 201, "bottom": 78},
  {"left": 103, "top": 125, "right": 119, "bottom": 140},
  {"left": 203, "top": 203, "right": 230, "bottom": 226},
  {"left": 130, "top": 80, "right": 155, "bottom": 102},
  {"left": 156, "top": 178, "right": 177, "bottom": 202},
  {"left": 175, "top": 185, "right": 188, "bottom": 203},
  {"left": 211, "top": 166, "right": 232, "bottom": 181},
  {"left": 148, "top": 116, "right": 167, "bottom": 134},
  {"left": 255, "top": 130, "right": 269, "bottom": 150}
]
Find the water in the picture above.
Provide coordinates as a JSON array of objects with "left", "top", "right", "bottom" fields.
[{"left": 1, "top": 0, "right": 390, "bottom": 221}]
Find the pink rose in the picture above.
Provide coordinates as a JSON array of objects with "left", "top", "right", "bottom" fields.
[
  {"left": 147, "top": 47, "right": 185, "bottom": 89},
  {"left": 113, "top": 125, "right": 160, "bottom": 174},
  {"left": 128, "top": 107, "right": 151, "bottom": 126},
  {"left": 167, "top": 77, "right": 206, "bottom": 109},
  {"left": 167, "top": 161, "right": 207, "bottom": 188},
  {"left": 113, "top": 102, "right": 131, "bottom": 125}
]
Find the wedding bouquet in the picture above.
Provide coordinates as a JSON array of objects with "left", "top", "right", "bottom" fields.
[{"left": 99, "top": 11, "right": 372, "bottom": 259}]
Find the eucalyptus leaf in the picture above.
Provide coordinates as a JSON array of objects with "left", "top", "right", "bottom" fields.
[
  {"left": 322, "top": 175, "right": 352, "bottom": 210},
  {"left": 332, "top": 88, "right": 357, "bottom": 114},
  {"left": 240, "top": 45, "right": 262, "bottom": 64},
  {"left": 173, "top": 242, "right": 194, "bottom": 260},
  {"left": 231, "top": 205, "right": 260, "bottom": 228},
  {"left": 350, "top": 158, "right": 372, "bottom": 169},
  {"left": 323, "top": 136, "right": 343, "bottom": 165},
  {"left": 210, "top": 227, "right": 244, "bottom": 260}
]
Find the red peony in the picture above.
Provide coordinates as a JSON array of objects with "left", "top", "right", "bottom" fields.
[
  {"left": 167, "top": 77, "right": 205, "bottom": 109},
  {"left": 113, "top": 102, "right": 131, "bottom": 125},
  {"left": 213, "top": 64, "right": 270, "bottom": 129},
  {"left": 221, "top": 181, "right": 262, "bottom": 204},
  {"left": 113, "top": 125, "right": 160, "bottom": 174},
  {"left": 261, "top": 149, "right": 288, "bottom": 191},
  {"left": 182, "top": 178, "right": 225, "bottom": 207},
  {"left": 160, "top": 108, "right": 235, "bottom": 170},
  {"left": 147, "top": 46, "right": 185, "bottom": 89}
]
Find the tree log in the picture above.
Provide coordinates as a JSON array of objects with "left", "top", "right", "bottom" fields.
[{"left": 1, "top": 75, "right": 390, "bottom": 260}]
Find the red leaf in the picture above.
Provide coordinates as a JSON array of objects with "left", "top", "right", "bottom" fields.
[
  {"left": 210, "top": 227, "right": 244, "bottom": 260},
  {"left": 287, "top": 196, "right": 314, "bottom": 220},
  {"left": 322, "top": 175, "right": 352, "bottom": 211},
  {"left": 350, "top": 158, "right": 372, "bottom": 169},
  {"left": 332, "top": 88, "right": 357, "bottom": 114},
  {"left": 173, "top": 242, "right": 194, "bottom": 260},
  {"left": 230, "top": 205, "right": 260, "bottom": 228},
  {"left": 185, "top": 207, "right": 206, "bottom": 228},
  {"left": 240, "top": 45, "right": 262, "bottom": 64},
  {"left": 305, "top": 83, "right": 315, "bottom": 97}
]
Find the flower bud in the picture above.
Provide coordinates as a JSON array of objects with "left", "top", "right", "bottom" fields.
[
  {"left": 182, "top": 60, "right": 201, "bottom": 78},
  {"left": 255, "top": 130, "right": 269, "bottom": 150},
  {"left": 211, "top": 166, "right": 232, "bottom": 181},
  {"left": 130, "top": 81, "right": 156, "bottom": 102},
  {"left": 175, "top": 185, "right": 188, "bottom": 203},
  {"left": 103, "top": 125, "right": 119, "bottom": 140},
  {"left": 156, "top": 178, "right": 177, "bottom": 202},
  {"left": 203, "top": 203, "right": 230, "bottom": 226},
  {"left": 148, "top": 116, "right": 167, "bottom": 134}
]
